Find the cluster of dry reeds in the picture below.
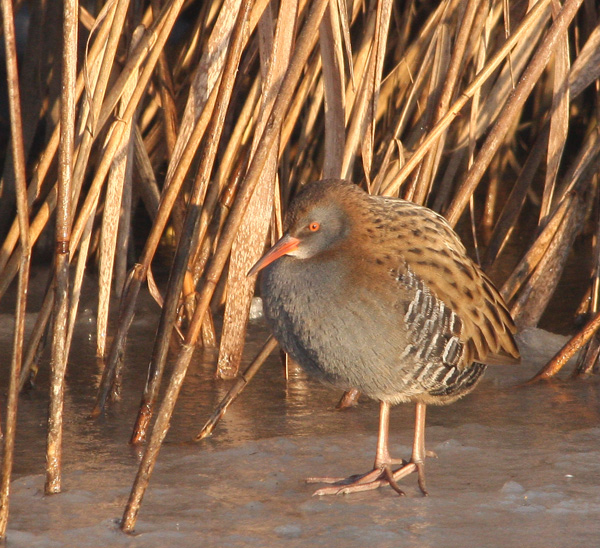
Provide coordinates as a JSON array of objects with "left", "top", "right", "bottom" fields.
[{"left": 0, "top": 0, "right": 599, "bottom": 535}]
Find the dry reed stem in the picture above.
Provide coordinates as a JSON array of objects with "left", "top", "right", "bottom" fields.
[
  {"left": 404, "top": 21, "right": 449, "bottom": 202},
  {"left": 362, "top": 0, "right": 393, "bottom": 185},
  {"left": 19, "top": 289, "right": 53, "bottom": 390},
  {"left": 568, "top": 23, "right": 600, "bottom": 98},
  {"left": 197, "top": 336, "right": 279, "bottom": 440},
  {"left": 511, "top": 192, "right": 587, "bottom": 327},
  {"left": 320, "top": 1, "right": 346, "bottom": 178},
  {"left": 219, "top": 0, "right": 297, "bottom": 379},
  {"left": 95, "top": 0, "right": 273, "bottom": 413},
  {"left": 150, "top": 0, "right": 179, "bottom": 157},
  {"left": 0, "top": 4, "right": 114, "bottom": 280},
  {"left": 414, "top": 0, "right": 479, "bottom": 206},
  {"left": 10, "top": 7, "right": 118, "bottom": 389},
  {"left": 45, "top": 0, "right": 78, "bottom": 496},
  {"left": 91, "top": 81, "right": 220, "bottom": 417},
  {"left": 122, "top": 0, "right": 257, "bottom": 527},
  {"left": 539, "top": 0, "right": 570, "bottom": 225},
  {"left": 530, "top": 310, "right": 600, "bottom": 381},
  {"left": 500, "top": 192, "right": 573, "bottom": 302},
  {"left": 165, "top": 0, "right": 270, "bottom": 186},
  {"left": 74, "top": 0, "right": 186, "bottom": 263},
  {"left": 97, "top": 27, "right": 143, "bottom": 359},
  {"left": 483, "top": 138, "right": 545, "bottom": 267},
  {"left": 70, "top": 0, "right": 131, "bottom": 222},
  {"left": 342, "top": 0, "right": 393, "bottom": 182},
  {"left": 88, "top": 0, "right": 192, "bottom": 416},
  {"left": 0, "top": 0, "right": 31, "bottom": 535}
]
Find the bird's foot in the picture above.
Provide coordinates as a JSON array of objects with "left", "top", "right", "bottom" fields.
[{"left": 307, "top": 459, "right": 428, "bottom": 496}]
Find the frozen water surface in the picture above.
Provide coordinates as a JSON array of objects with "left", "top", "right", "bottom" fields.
[{"left": 1, "top": 295, "right": 600, "bottom": 547}]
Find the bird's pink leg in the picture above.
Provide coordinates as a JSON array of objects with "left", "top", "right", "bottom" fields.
[
  {"left": 308, "top": 401, "right": 431, "bottom": 496},
  {"left": 392, "top": 401, "right": 429, "bottom": 495}
]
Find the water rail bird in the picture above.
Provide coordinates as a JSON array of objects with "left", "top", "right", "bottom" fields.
[{"left": 249, "top": 179, "right": 520, "bottom": 496}]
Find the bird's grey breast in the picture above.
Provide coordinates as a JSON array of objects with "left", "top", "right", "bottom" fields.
[{"left": 260, "top": 255, "right": 413, "bottom": 394}]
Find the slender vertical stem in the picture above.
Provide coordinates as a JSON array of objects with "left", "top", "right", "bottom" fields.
[
  {"left": 69, "top": 0, "right": 130, "bottom": 217},
  {"left": 92, "top": 25, "right": 217, "bottom": 418},
  {"left": 0, "top": 0, "right": 31, "bottom": 537},
  {"left": 45, "top": 0, "right": 78, "bottom": 495},
  {"left": 121, "top": 0, "right": 255, "bottom": 521},
  {"left": 0, "top": 5, "right": 114, "bottom": 280}
]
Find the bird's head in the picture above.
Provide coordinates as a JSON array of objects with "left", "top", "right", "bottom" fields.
[{"left": 248, "top": 180, "right": 355, "bottom": 276}]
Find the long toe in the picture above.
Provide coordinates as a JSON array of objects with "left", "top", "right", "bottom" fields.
[
  {"left": 416, "top": 462, "right": 428, "bottom": 496},
  {"left": 307, "top": 468, "right": 385, "bottom": 488},
  {"left": 308, "top": 461, "right": 422, "bottom": 497}
]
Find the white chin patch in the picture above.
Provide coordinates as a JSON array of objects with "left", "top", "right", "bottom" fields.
[{"left": 288, "top": 246, "right": 313, "bottom": 259}]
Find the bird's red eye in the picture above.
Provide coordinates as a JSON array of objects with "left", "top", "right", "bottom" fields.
[{"left": 309, "top": 222, "right": 320, "bottom": 232}]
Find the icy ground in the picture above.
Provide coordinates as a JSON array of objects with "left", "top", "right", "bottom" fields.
[{"left": 2, "top": 306, "right": 600, "bottom": 547}]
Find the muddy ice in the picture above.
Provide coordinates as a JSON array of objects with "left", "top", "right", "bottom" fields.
[{"left": 2, "top": 310, "right": 600, "bottom": 547}]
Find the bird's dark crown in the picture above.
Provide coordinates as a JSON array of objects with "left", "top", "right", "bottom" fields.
[{"left": 285, "top": 179, "right": 363, "bottom": 229}]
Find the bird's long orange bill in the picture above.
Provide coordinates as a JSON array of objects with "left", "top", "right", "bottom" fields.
[{"left": 247, "top": 234, "right": 300, "bottom": 277}]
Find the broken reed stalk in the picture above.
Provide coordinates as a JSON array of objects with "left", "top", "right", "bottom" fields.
[
  {"left": 197, "top": 336, "right": 279, "bottom": 440},
  {"left": 0, "top": 0, "right": 31, "bottom": 536},
  {"left": 96, "top": 26, "right": 143, "bottom": 360},
  {"left": 530, "top": 310, "right": 600, "bottom": 382},
  {"left": 121, "top": 0, "right": 330, "bottom": 531}
]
